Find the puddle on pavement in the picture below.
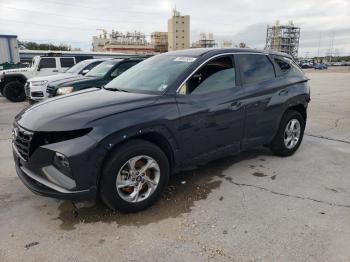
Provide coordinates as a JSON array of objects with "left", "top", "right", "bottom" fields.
[
  {"left": 57, "top": 148, "right": 272, "bottom": 230},
  {"left": 252, "top": 172, "right": 267, "bottom": 177}
]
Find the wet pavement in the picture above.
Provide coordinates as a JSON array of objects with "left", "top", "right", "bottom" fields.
[{"left": 0, "top": 68, "right": 350, "bottom": 261}]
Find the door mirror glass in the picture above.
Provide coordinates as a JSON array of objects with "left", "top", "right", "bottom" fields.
[{"left": 81, "top": 69, "right": 89, "bottom": 75}]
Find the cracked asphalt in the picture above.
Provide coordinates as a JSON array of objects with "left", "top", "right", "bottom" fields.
[{"left": 0, "top": 67, "right": 350, "bottom": 262}]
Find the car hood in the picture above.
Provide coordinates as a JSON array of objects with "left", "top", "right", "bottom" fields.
[
  {"left": 15, "top": 88, "right": 160, "bottom": 132},
  {"left": 1, "top": 67, "right": 31, "bottom": 74},
  {"left": 28, "top": 73, "right": 77, "bottom": 83},
  {"left": 50, "top": 75, "right": 101, "bottom": 87}
]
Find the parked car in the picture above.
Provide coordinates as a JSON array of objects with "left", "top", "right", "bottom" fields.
[
  {"left": 300, "top": 62, "right": 314, "bottom": 69},
  {"left": 12, "top": 48, "right": 310, "bottom": 212},
  {"left": 0, "top": 56, "right": 76, "bottom": 102},
  {"left": 26, "top": 58, "right": 109, "bottom": 103},
  {"left": 45, "top": 58, "right": 144, "bottom": 97},
  {"left": 314, "top": 63, "right": 328, "bottom": 70}
]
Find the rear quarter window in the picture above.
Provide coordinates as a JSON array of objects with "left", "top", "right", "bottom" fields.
[
  {"left": 275, "top": 56, "right": 303, "bottom": 76},
  {"left": 60, "top": 58, "right": 75, "bottom": 68},
  {"left": 237, "top": 54, "right": 275, "bottom": 85}
]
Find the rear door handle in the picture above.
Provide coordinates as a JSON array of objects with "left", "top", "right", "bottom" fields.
[
  {"left": 52, "top": 70, "right": 59, "bottom": 72},
  {"left": 230, "top": 101, "right": 242, "bottom": 111}
]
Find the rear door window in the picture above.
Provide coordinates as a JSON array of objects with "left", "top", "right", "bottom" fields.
[
  {"left": 39, "top": 58, "right": 56, "bottom": 68},
  {"left": 60, "top": 57, "right": 75, "bottom": 68},
  {"left": 237, "top": 54, "right": 275, "bottom": 85}
]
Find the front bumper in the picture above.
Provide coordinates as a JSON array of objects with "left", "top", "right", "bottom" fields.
[
  {"left": 12, "top": 132, "right": 99, "bottom": 201},
  {"left": 25, "top": 82, "right": 48, "bottom": 101},
  {"left": 15, "top": 161, "right": 96, "bottom": 201}
]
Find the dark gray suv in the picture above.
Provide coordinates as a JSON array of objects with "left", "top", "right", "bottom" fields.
[{"left": 12, "top": 48, "right": 310, "bottom": 212}]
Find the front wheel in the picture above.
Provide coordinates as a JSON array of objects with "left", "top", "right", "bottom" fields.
[
  {"left": 100, "top": 140, "right": 170, "bottom": 213},
  {"left": 270, "top": 110, "right": 305, "bottom": 156},
  {"left": 3, "top": 81, "right": 26, "bottom": 102}
]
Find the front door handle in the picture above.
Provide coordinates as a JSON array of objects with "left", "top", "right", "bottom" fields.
[
  {"left": 279, "top": 89, "right": 289, "bottom": 96},
  {"left": 230, "top": 101, "right": 242, "bottom": 111},
  {"left": 52, "top": 70, "right": 59, "bottom": 72}
]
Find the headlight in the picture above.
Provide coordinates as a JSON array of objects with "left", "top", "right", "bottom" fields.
[
  {"left": 53, "top": 152, "right": 71, "bottom": 177},
  {"left": 30, "top": 80, "right": 48, "bottom": 86},
  {"left": 56, "top": 86, "right": 74, "bottom": 95}
]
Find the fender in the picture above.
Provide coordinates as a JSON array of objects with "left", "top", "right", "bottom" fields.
[
  {"left": 90, "top": 124, "right": 181, "bottom": 184},
  {"left": 3, "top": 74, "right": 28, "bottom": 84}
]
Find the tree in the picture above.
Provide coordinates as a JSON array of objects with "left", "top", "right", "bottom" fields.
[
  {"left": 18, "top": 41, "right": 72, "bottom": 51},
  {"left": 238, "top": 42, "right": 248, "bottom": 48}
]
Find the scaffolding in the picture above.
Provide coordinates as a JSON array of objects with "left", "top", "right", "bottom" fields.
[
  {"left": 192, "top": 33, "right": 217, "bottom": 48},
  {"left": 151, "top": 32, "right": 168, "bottom": 53},
  {"left": 265, "top": 21, "right": 300, "bottom": 58}
]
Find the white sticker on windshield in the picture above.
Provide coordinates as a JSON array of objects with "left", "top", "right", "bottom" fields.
[
  {"left": 174, "top": 57, "right": 197, "bottom": 63},
  {"left": 158, "top": 84, "right": 168, "bottom": 91}
]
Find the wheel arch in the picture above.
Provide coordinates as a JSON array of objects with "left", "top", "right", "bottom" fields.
[
  {"left": 287, "top": 104, "right": 307, "bottom": 123},
  {"left": 94, "top": 127, "right": 179, "bottom": 187},
  {"left": 3, "top": 74, "right": 27, "bottom": 85}
]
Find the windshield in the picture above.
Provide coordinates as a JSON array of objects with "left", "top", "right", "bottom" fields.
[
  {"left": 104, "top": 54, "right": 197, "bottom": 93},
  {"left": 86, "top": 60, "right": 120, "bottom": 77},
  {"left": 66, "top": 60, "right": 90, "bottom": 73}
]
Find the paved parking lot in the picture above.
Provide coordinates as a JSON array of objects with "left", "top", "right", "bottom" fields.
[{"left": 0, "top": 68, "right": 350, "bottom": 262}]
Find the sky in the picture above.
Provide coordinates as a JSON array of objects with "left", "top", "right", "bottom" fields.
[{"left": 0, "top": 0, "right": 349, "bottom": 57}]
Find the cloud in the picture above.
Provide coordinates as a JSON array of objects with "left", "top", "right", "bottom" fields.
[{"left": 0, "top": 0, "right": 349, "bottom": 56}]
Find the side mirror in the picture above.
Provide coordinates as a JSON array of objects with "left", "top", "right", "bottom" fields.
[
  {"left": 81, "top": 69, "right": 89, "bottom": 75},
  {"left": 37, "top": 65, "right": 41, "bottom": 71}
]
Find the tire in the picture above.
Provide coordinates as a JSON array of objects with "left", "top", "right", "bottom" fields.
[
  {"left": 3, "top": 81, "right": 26, "bottom": 102},
  {"left": 100, "top": 139, "right": 170, "bottom": 213},
  {"left": 28, "top": 99, "right": 36, "bottom": 105},
  {"left": 270, "top": 110, "right": 305, "bottom": 156}
]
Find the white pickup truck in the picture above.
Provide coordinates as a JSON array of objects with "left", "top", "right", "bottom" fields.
[
  {"left": 0, "top": 56, "right": 76, "bottom": 102},
  {"left": 26, "top": 58, "right": 107, "bottom": 103}
]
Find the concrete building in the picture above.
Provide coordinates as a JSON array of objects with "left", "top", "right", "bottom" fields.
[
  {"left": 192, "top": 33, "right": 217, "bottom": 48},
  {"left": 92, "top": 30, "right": 154, "bottom": 54},
  {"left": 265, "top": 20, "right": 300, "bottom": 58},
  {"left": 0, "top": 34, "right": 20, "bottom": 64},
  {"left": 151, "top": 32, "right": 168, "bottom": 53},
  {"left": 168, "top": 9, "right": 190, "bottom": 51},
  {"left": 221, "top": 40, "right": 234, "bottom": 48}
]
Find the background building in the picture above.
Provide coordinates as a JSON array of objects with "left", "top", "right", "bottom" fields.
[
  {"left": 151, "top": 32, "right": 168, "bottom": 53},
  {"left": 265, "top": 20, "right": 300, "bottom": 57},
  {"left": 0, "top": 34, "right": 20, "bottom": 64},
  {"left": 92, "top": 30, "right": 154, "bottom": 54},
  {"left": 221, "top": 40, "right": 234, "bottom": 48},
  {"left": 192, "top": 33, "right": 217, "bottom": 48},
  {"left": 168, "top": 9, "right": 190, "bottom": 51}
]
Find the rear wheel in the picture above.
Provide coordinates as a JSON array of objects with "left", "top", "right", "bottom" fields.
[
  {"left": 270, "top": 110, "right": 305, "bottom": 156},
  {"left": 3, "top": 81, "right": 26, "bottom": 102},
  {"left": 100, "top": 140, "right": 170, "bottom": 213}
]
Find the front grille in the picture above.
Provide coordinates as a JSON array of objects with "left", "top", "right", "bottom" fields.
[
  {"left": 25, "top": 83, "right": 30, "bottom": 98},
  {"left": 31, "top": 91, "right": 44, "bottom": 97},
  {"left": 13, "top": 125, "right": 34, "bottom": 161},
  {"left": 46, "top": 85, "right": 56, "bottom": 97}
]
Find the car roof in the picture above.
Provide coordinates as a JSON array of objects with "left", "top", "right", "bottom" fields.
[{"left": 165, "top": 48, "right": 293, "bottom": 59}]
